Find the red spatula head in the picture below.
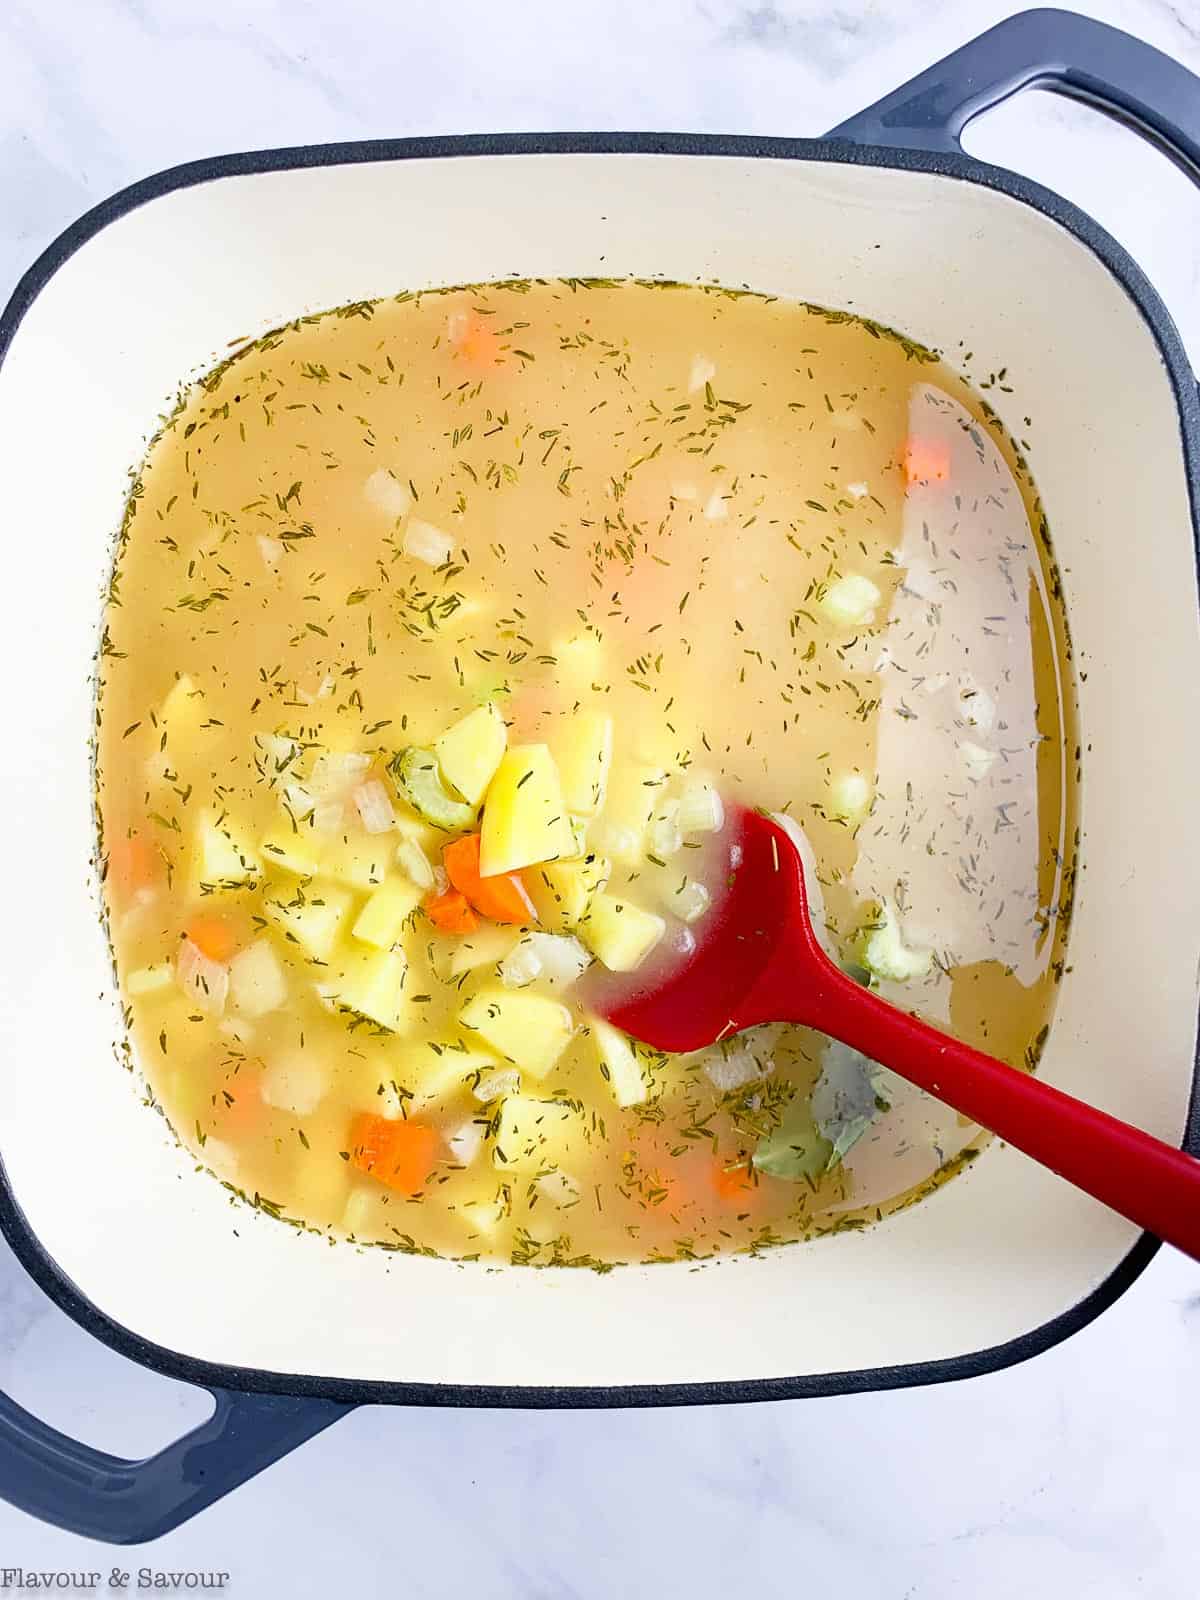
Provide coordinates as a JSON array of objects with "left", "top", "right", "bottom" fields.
[{"left": 597, "top": 804, "right": 832, "bottom": 1053}]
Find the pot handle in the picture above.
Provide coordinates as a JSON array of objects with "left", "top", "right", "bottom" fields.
[
  {"left": 0, "top": 1381, "right": 350, "bottom": 1543},
  {"left": 826, "top": 6, "right": 1200, "bottom": 174}
]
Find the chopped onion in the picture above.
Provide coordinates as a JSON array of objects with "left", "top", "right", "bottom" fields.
[
  {"left": 473, "top": 1067, "right": 521, "bottom": 1104},
  {"left": 217, "top": 1017, "right": 255, "bottom": 1045},
  {"left": 283, "top": 782, "right": 316, "bottom": 820},
  {"left": 364, "top": 467, "right": 412, "bottom": 520},
  {"left": 677, "top": 779, "right": 724, "bottom": 835},
  {"left": 297, "top": 673, "right": 335, "bottom": 705},
  {"left": 702, "top": 491, "right": 729, "bottom": 521},
  {"left": 310, "top": 750, "right": 370, "bottom": 799},
  {"left": 353, "top": 779, "right": 397, "bottom": 835},
  {"left": 498, "top": 939, "right": 543, "bottom": 989},
  {"left": 261, "top": 1051, "right": 326, "bottom": 1115},
  {"left": 312, "top": 800, "right": 344, "bottom": 834},
  {"left": 254, "top": 732, "right": 299, "bottom": 781},
  {"left": 688, "top": 354, "right": 717, "bottom": 393},
  {"left": 828, "top": 772, "right": 873, "bottom": 824},
  {"left": 592, "top": 820, "right": 640, "bottom": 861},
  {"left": 446, "top": 1119, "right": 485, "bottom": 1166},
  {"left": 176, "top": 938, "right": 228, "bottom": 1016},
  {"left": 830, "top": 408, "right": 863, "bottom": 432},
  {"left": 647, "top": 799, "right": 683, "bottom": 860},
  {"left": 671, "top": 925, "right": 697, "bottom": 958},
  {"left": 703, "top": 1041, "right": 772, "bottom": 1092},
  {"left": 521, "top": 933, "right": 591, "bottom": 989},
  {"left": 673, "top": 879, "right": 711, "bottom": 923},
  {"left": 819, "top": 573, "right": 882, "bottom": 627},
  {"left": 536, "top": 1171, "right": 580, "bottom": 1208},
  {"left": 959, "top": 740, "right": 998, "bottom": 781},
  {"left": 431, "top": 864, "right": 450, "bottom": 897},
  {"left": 396, "top": 836, "right": 435, "bottom": 890},
  {"left": 404, "top": 518, "right": 454, "bottom": 567},
  {"left": 670, "top": 480, "right": 699, "bottom": 502},
  {"left": 846, "top": 481, "right": 869, "bottom": 500},
  {"left": 257, "top": 536, "right": 282, "bottom": 570}
]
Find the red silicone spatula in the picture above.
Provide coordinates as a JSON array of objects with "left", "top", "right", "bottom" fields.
[{"left": 600, "top": 802, "right": 1200, "bottom": 1259}]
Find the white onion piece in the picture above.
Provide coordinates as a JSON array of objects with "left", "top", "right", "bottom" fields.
[
  {"left": 396, "top": 836, "right": 435, "bottom": 890},
  {"left": 672, "top": 880, "right": 711, "bottom": 924},
  {"left": 703, "top": 1042, "right": 772, "bottom": 1092},
  {"left": 846, "top": 481, "right": 869, "bottom": 500},
  {"left": 353, "top": 779, "right": 396, "bottom": 835},
  {"left": 261, "top": 1052, "right": 326, "bottom": 1115},
  {"left": 521, "top": 933, "right": 591, "bottom": 989},
  {"left": 283, "top": 782, "right": 316, "bottom": 820},
  {"left": 364, "top": 467, "right": 412, "bottom": 520},
  {"left": 404, "top": 518, "right": 454, "bottom": 567},
  {"left": 310, "top": 750, "right": 371, "bottom": 799},
  {"left": 688, "top": 354, "right": 717, "bottom": 393},
  {"left": 446, "top": 1119, "right": 485, "bottom": 1166},
  {"left": 176, "top": 938, "right": 229, "bottom": 1016},
  {"left": 536, "top": 1171, "right": 580, "bottom": 1208},
  {"left": 498, "top": 940, "right": 543, "bottom": 989},
  {"left": 257, "top": 536, "right": 282, "bottom": 570},
  {"left": 473, "top": 1067, "right": 521, "bottom": 1104},
  {"left": 703, "top": 492, "right": 729, "bottom": 521}
]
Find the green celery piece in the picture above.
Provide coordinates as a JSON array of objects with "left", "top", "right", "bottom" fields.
[{"left": 389, "top": 746, "right": 475, "bottom": 831}]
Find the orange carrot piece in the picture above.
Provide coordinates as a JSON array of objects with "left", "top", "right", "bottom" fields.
[
  {"left": 713, "top": 1159, "right": 756, "bottom": 1201},
  {"left": 186, "top": 915, "right": 238, "bottom": 964},
  {"left": 447, "top": 309, "right": 503, "bottom": 369},
  {"left": 903, "top": 437, "right": 951, "bottom": 487},
  {"left": 107, "top": 832, "right": 160, "bottom": 903},
  {"left": 424, "top": 887, "right": 479, "bottom": 934},
  {"left": 216, "top": 1066, "right": 263, "bottom": 1132},
  {"left": 349, "top": 1114, "right": 439, "bottom": 1193},
  {"left": 443, "top": 832, "right": 535, "bottom": 925}
]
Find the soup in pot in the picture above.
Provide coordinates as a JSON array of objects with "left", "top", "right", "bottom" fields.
[{"left": 96, "top": 279, "right": 1076, "bottom": 1267}]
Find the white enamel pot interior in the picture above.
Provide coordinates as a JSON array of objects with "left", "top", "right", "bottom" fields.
[{"left": 0, "top": 148, "right": 1197, "bottom": 1393}]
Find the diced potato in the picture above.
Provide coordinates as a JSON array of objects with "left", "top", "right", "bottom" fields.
[
  {"left": 353, "top": 877, "right": 422, "bottom": 948},
  {"left": 259, "top": 826, "right": 322, "bottom": 879},
  {"left": 229, "top": 939, "right": 289, "bottom": 1018},
  {"left": 597, "top": 762, "right": 667, "bottom": 863},
  {"left": 459, "top": 986, "right": 574, "bottom": 1079},
  {"left": 431, "top": 922, "right": 522, "bottom": 980},
  {"left": 552, "top": 711, "right": 613, "bottom": 816},
  {"left": 434, "top": 702, "right": 507, "bottom": 805},
  {"left": 126, "top": 963, "right": 174, "bottom": 998},
  {"left": 404, "top": 518, "right": 454, "bottom": 566},
  {"left": 195, "top": 809, "right": 260, "bottom": 890},
  {"left": 590, "top": 1018, "right": 650, "bottom": 1108},
  {"left": 860, "top": 900, "right": 932, "bottom": 983},
  {"left": 828, "top": 771, "right": 873, "bottom": 823},
  {"left": 526, "top": 854, "right": 610, "bottom": 932},
  {"left": 479, "top": 745, "right": 576, "bottom": 877},
  {"left": 959, "top": 740, "right": 998, "bottom": 781},
  {"left": 647, "top": 799, "right": 683, "bottom": 860},
  {"left": 364, "top": 467, "right": 412, "bottom": 520},
  {"left": 399, "top": 1043, "right": 499, "bottom": 1109},
  {"left": 264, "top": 881, "right": 353, "bottom": 961},
  {"left": 493, "top": 1095, "right": 578, "bottom": 1172},
  {"left": 329, "top": 948, "right": 409, "bottom": 1032},
  {"left": 320, "top": 835, "right": 393, "bottom": 892},
  {"left": 261, "top": 1050, "right": 326, "bottom": 1115},
  {"left": 579, "top": 892, "right": 666, "bottom": 972},
  {"left": 819, "top": 573, "right": 882, "bottom": 627}
]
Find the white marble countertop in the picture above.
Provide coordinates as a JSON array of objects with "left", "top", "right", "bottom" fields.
[{"left": 2, "top": 0, "right": 1200, "bottom": 1591}]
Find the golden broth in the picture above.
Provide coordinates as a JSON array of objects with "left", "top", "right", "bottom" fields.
[{"left": 95, "top": 280, "right": 1076, "bottom": 1266}]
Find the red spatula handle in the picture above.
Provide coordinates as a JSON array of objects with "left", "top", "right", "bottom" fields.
[{"left": 786, "top": 957, "right": 1200, "bottom": 1260}]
